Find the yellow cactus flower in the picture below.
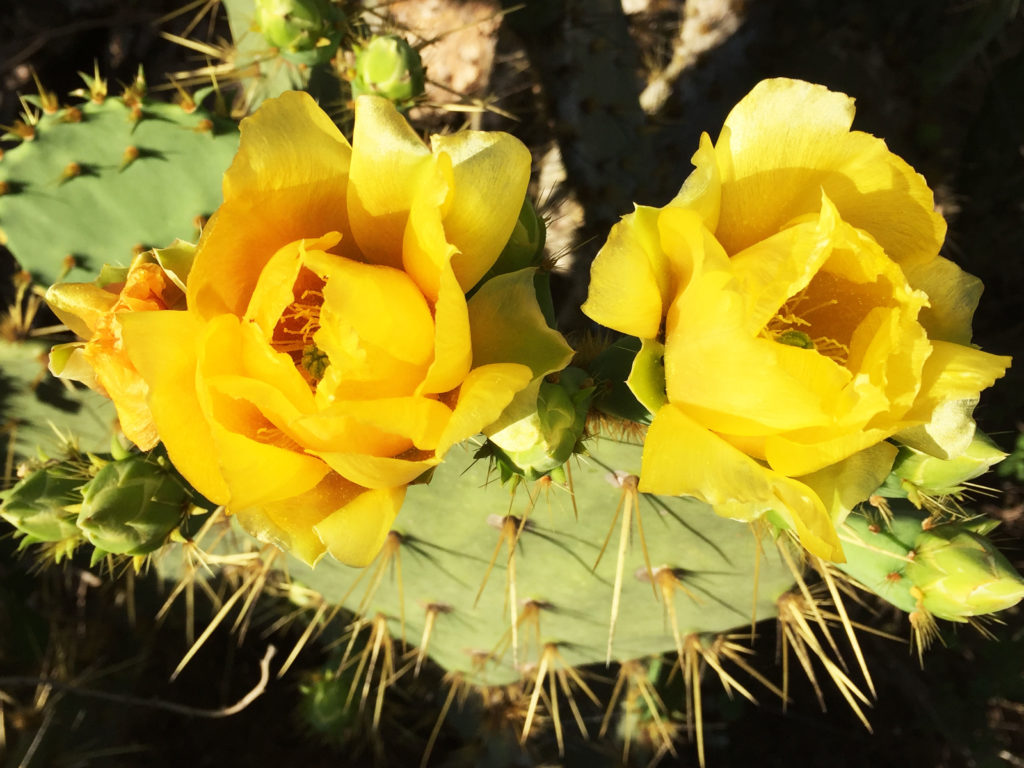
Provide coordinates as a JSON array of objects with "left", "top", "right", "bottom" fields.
[
  {"left": 46, "top": 241, "right": 195, "bottom": 450},
  {"left": 117, "top": 92, "right": 571, "bottom": 567},
  {"left": 583, "top": 78, "right": 1010, "bottom": 561}
]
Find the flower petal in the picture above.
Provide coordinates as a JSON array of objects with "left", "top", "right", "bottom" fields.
[
  {"left": 315, "top": 485, "right": 406, "bottom": 567},
  {"left": 197, "top": 315, "right": 329, "bottom": 509},
  {"left": 238, "top": 472, "right": 365, "bottom": 566},
  {"left": 715, "top": 78, "right": 945, "bottom": 268},
  {"left": 797, "top": 442, "right": 898, "bottom": 527},
  {"left": 431, "top": 129, "right": 531, "bottom": 292},
  {"left": 120, "top": 310, "right": 230, "bottom": 504},
  {"left": 468, "top": 268, "right": 574, "bottom": 379},
  {"left": 416, "top": 261, "right": 473, "bottom": 396},
  {"left": 188, "top": 91, "right": 353, "bottom": 319},
  {"left": 581, "top": 206, "right": 666, "bottom": 339},
  {"left": 314, "top": 451, "right": 439, "bottom": 490},
  {"left": 347, "top": 95, "right": 433, "bottom": 269},
  {"left": 903, "top": 257, "right": 983, "bottom": 345},
  {"left": 437, "top": 362, "right": 534, "bottom": 456},
  {"left": 667, "top": 131, "right": 721, "bottom": 231}
]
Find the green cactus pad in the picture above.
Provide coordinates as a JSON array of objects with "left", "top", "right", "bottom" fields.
[
  {"left": 0, "top": 98, "right": 236, "bottom": 285},
  {"left": 287, "top": 431, "right": 796, "bottom": 686},
  {"left": 0, "top": 339, "right": 115, "bottom": 463}
]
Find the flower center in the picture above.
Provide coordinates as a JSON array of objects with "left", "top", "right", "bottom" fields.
[
  {"left": 762, "top": 282, "right": 850, "bottom": 365},
  {"left": 270, "top": 266, "right": 328, "bottom": 387}
]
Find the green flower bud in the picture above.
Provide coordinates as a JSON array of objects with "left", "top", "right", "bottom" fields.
[
  {"left": 350, "top": 35, "right": 425, "bottom": 108},
  {"left": 488, "top": 367, "right": 594, "bottom": 480},
  {"left": 0, "top": 463, "right": 84, "bottom": 555},
  {"left": 76, "top": 454, "right": 189, "bottom": 556},
  {"left": 906, "top": 521, "right": 1024, "bottom": 622},
  {"left": 255, "top": 0, "right": 343, "bottom": 66},
  {"left": 485, "top": 198, "right": 546, "bottom": 279},
  {"left": 892, "top": 431, "right": 1006, "bottom": 504},
  {"left": 834, "top": 508, "right": 920, "bottom": 615}
]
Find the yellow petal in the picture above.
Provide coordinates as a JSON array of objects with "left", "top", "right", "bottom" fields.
[
  {"left": 314, "top": 451, "right": 439, "bottom": 490},
  {"left": 715, "top": 78, "right": 945, "bottom": 268},
  {"left": 797, "top": 442, "right": 898, "bottom": 527},
  {"left": 120, "top": 310, "right": 230, "bottom": 504},
  {"left": 667, "top": 131, "right": 721, "bottom": 231},
  {"left": 244, "top": 235, "right": 340, "bottom": 338},
  {"left": 903, "top": 256, "right": 983, "bottom": 345},
  {"left": 295, "top": 396, "right": 452, "bottom": 453},
  {"left": 347, "top": 95, "right": 433, "bottom": 270},
  {"left": 315, "top": 485, "right": 406, "bottom": 567},
  {"left": 664, "top": 266, "right": 830, "bottom": 432},
  {"left": 581, "top": 206, "right": 666, "bottom": 338},
  {"left": 431, "top": 128, "right": 531, "bottom": 291},
  {"left": 769, "top": 474, "right": 844, "bottom": 562},
  {"left": 238, "top": 472, "right": 365, "bottom": 566},
  {"left": 45, "top": 282, "right": 117, "bottom": 338},
  {"left": 415, "top": 262, "right": 472, "bottom": 396},
  {"left": 638, "top": 403, "right": 774, "bottom": 515},
  {"left": 401, "top": 153, "right": 456, "bottom": 303},
  {"left": 437, "top": 362, "right": 534, "bottom": 456},
  {"left": 188, "top": 91, "right": 353, "bottom": 319},
  {"left": 468, "top": 268, "right": 574, "bottom": 379},
  {"left": 313, "top": 250, "right": 435, "bottom": 367},
  {"left": 196, "top": 315, "right": 329, "bottom": 509}
]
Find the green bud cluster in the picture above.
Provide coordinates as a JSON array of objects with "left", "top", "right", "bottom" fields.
[
  {"left": 838, "top": 502, "right": 1024, "bottom": 622},
  {"left": 254, "top": 0, "right": 344, "bottom": 66},
  {"left": 0, "top": 445, "right": 192, "bottom": 564},
  {"left": 350, "top": 35, "right": 425, "bottom": 109}
]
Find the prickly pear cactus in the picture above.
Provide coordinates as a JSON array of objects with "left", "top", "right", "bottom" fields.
[
  {"left": 288, "top": 430, "right": 797, "bottom": 686},
  {"left": 0, "top": 83, "right": 237, "bottom": 285}
]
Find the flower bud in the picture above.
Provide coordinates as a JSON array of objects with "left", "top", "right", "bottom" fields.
[
  {"left": 76, "top": 454, "right": 189, "bottom": 556},
  {"left": 488, "top": 367, "right": 594, "bottom": 480},
  {"left": 350, "top": 35, "right": 425, "bottom": 108},
  {"left": 255, "top": 0, "right": 343, "bottom": 65},
  {"left": 0, "top": 463, "right": 84, "bottom": 557},
  {"left": 892, "top": 431, "right": 1006, "bottom": 505},
  {"left": 906, "top": 521, "right": 1024, "bottom": 622}
]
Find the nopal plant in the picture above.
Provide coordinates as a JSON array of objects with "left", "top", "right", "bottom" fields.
[{"left": 0, "top": 20, "right": 1018, "bottom": 764}]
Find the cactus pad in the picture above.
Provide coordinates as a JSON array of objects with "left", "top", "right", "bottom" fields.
[
  {"left": 0, "top": 97, "right": 237, "bottom": 285},
  {"left": 288, "top": 431, "right": 796, "bottom": 686}
]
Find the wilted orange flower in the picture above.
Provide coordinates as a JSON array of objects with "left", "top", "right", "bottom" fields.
[
  {"left": 116, "top": 92, "right": 571, "bottom": 567},
  {"left": 583, "top": 78, "right": 1010, "bottom": 560},
  {"left": 46, "top": 242, "right": 194, "bottom": 449}
]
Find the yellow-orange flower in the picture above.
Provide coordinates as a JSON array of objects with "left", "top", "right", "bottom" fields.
[
  {"left": 46, "top": 242, "right": 195, "bottom": 450},
  {"left": 116, "top": 92, "right": 571, "bottom": 567},
  {"left": 583, "top": 79, "right": 1010, "bottom": 561}
]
